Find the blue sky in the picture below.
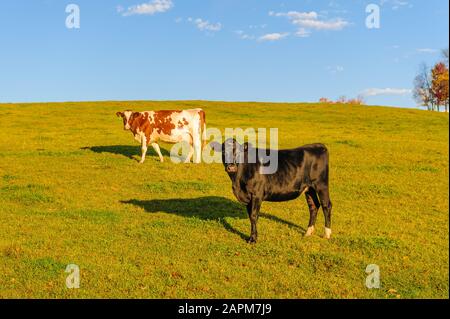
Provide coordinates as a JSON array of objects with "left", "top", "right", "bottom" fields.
[{"left": 0, "top": 0, "right": 448, "bottom": 107}]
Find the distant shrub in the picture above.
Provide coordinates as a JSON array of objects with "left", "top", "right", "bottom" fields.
[
  {"left": 319, "top": 95, "right": 365, "bottom": 105},
  {"left": 319, "top": 97, "right": 332, "bottom": 103}
]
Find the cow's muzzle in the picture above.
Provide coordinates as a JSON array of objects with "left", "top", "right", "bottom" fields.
[{"left": 226, "top": 164, "right": 238, "bottom": 174}]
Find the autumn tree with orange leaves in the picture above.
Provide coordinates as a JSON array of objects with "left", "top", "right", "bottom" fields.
[
  {"left": 414, "top": 48, "right": 449, "bottom": 112},
  {"left": 431, "top": 62, "right": 449, "bottom": 112}
]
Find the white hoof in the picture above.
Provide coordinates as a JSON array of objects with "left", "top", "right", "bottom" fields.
[
  {"left": 324, "top": 228, "right": 332, "bottom": 239},
  {"left": 305, "top": 226, "right": 315, "bottom": 237}
]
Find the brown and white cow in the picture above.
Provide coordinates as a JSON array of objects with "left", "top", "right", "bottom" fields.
[{"left": 116, "top": 109, "right": 206, "bottom": 164}]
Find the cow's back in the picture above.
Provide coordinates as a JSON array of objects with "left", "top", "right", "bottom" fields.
[
  {"left": 244, "top": 144, "right": 329, "bottom": 201},
  {"left": 141, "top": 109, "right": 204, "bottom": 145}
]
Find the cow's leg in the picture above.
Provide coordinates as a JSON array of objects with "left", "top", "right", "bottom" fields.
[
  {"left": 151, "top": 143, "right": 164, "bottom": 162},
  {"left": 317, "top": 187, "right": 332, "bottom": 239},
  {"left": 139, "top": 140, "right": 148, "bottom": 164},
  {"left": 305, "top": 188, "right": 321, "bottom": 237},
  {"left": 193, "top": 140, "right": 202, "bottom": 164},
  {"left": 192, "top": 130, "right": 202, "bottom": 164},
  {"left": 246, "top": 197, "right": 262, "bottom": 243}
]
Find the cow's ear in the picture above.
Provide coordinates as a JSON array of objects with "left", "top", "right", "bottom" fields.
[
  {"left": 209, "top": 141, "right": 222, "bottom": 152},
  {"left": 116, "top": 112, "right": 124, "bottom": 118}
]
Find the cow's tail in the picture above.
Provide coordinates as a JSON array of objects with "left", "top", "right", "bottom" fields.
[{"left": 200, "top": 110, "right": 207, "bottom": 149}]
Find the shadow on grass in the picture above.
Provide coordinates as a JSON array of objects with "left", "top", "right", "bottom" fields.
[
  {"left": 81, "top": 145, "right": 170, "bottom": 161},
  {"left": 121, "top": 196, "right": 305, "bottom": 242}
]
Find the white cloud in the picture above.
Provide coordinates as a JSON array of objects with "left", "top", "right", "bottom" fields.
[
  {"left": 361, "top": 88, "right": 412, "bottom": 97},
  {"left": 120, "top": 0, "right": 173, "bottom": 17},
  {"left": 249, "top": 24, "right": 267, "bottom": 29},
  {"left": 270, "top": 10, "right": 349, "bottom": 34},
  {"left": 380, "top": 0, "right": 412, "bottom": 10},
  {"left": 295, "top": 28, "right": 311, "bottom": 38},
  {"left": 188, "top": 18, "right": 222, "bottom": 32},
  {"left": 235, "top": 30, "right": 255, "bottom": 40},
  {"left": 328, "top": 65, "right": 344, "bottom": 74},
  {"left": 417, "top": 48, "right": 439, "bottom": 54},
  {"left": 258, "top": 32, "right": 290, "bottom": 42},
  {"left": 270, "top": 11, "right": 318, "bottom": 20},
  {"left": 236, "top": 30, "right": 289, "bottom": 42},
  {"left": 294, "top": 18, "right": 349, "bottom": 31}
]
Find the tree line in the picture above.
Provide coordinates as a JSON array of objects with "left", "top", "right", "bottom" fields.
[{"left": 413, "top": 48, "right": 449, "bottom": 112}]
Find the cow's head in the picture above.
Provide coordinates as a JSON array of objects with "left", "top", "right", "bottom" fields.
[
  {"left": 210, "top": 139, "right": 253, "bottom": 174},
  {"left": 116, "top": 110, "right": 138, "bottom": 131}
]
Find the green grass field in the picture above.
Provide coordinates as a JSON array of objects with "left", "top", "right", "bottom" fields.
[{"left": 0, "top": 101, "right": 448, "bottom": 299}]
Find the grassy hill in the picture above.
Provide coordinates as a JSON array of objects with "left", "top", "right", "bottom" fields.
[{"left": 0, "top": 101, "right": 448, "bottom": 298}]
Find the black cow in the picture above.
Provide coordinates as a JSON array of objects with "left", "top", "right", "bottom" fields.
[{"left": 211, "top": 138, "right": 332, "bottom": 243}]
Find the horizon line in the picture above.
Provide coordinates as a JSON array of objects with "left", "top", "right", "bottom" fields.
[{"left": 0, "top": 98, "right": 422, "bottom": 110}]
